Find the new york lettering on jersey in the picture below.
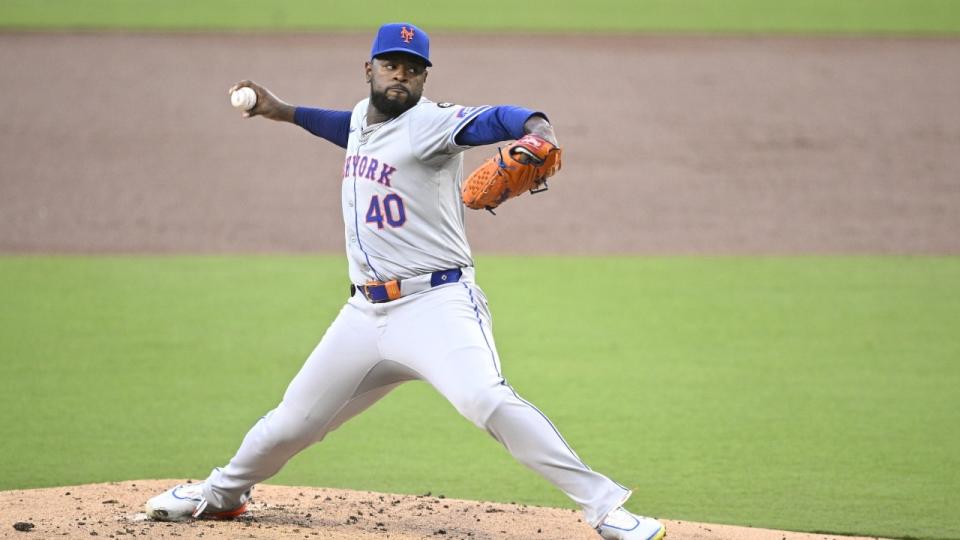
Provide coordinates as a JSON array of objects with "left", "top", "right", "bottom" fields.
[{"left": 342, "top": 154, "right": 397, "bottom": 186}]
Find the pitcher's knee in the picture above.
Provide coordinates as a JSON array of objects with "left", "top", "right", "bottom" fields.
[{"left": 454, "top": 383, "right": 515, "bottom": 429}]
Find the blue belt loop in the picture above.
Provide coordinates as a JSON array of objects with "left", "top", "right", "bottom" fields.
[{"left": 430, "top": 268, "right": 463, "bottom": 287}]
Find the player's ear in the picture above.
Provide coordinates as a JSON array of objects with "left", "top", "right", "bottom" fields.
[{"left": 364, "top": 61, "right": 372, "bottom": 83}]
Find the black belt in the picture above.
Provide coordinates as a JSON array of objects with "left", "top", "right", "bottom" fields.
[{"left": 351, "top": 268, "right": 463, "bottom": 303}]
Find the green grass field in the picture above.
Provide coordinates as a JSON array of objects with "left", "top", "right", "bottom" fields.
[
  {"left": 1, "top": 0, "right": 960, "bottom": 33},
  {"left": 1, "top": 256, "right": 958, "bottom": 539}
]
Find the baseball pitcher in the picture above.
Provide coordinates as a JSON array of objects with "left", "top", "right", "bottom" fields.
[{"left": 145, "top": 23, "right": 664, "bottom": 540}]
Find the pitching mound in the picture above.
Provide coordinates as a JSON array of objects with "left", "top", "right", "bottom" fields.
[{"left": 0, "top": 480, "right": 889, "bottom": 539}]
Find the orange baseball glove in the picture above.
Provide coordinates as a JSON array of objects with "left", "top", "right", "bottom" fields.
[{"left": 461, "top": 134, "right": 562, "bottom": 212}]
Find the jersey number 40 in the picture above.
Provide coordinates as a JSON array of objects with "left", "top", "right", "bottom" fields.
[{"left": 366, "top": 194, "right": 406, "bottom": 229}]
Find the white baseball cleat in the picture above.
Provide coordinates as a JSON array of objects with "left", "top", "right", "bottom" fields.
[
  {"left": 145, "top": 482, "right": 250, "bottom": 522},
  {"left": 596, "top": 507, "right": 666, "bottom": 540}
]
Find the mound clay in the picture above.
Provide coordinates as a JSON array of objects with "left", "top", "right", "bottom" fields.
[{"left": 0, "top": 480, "right": 889, "bottom": 539}]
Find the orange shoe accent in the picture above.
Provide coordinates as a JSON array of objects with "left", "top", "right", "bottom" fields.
[{"left": 202, "top": 502, "right": 248, "bottom": 520}]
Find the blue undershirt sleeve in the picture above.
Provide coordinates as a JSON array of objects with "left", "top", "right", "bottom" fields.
[
  {"left": 294, "top": 107, "right": 352, "bottom": 149},
  {"left": 454, "top": 106, "right": 546, "bottom": 147}
]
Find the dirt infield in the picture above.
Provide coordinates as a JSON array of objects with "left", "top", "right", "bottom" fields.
[
  {"left": 1, "top": 32, "right": 958, "bottom": 254},
  {"left": 0, "top": 481, "right": 891, "bottom": 540}
]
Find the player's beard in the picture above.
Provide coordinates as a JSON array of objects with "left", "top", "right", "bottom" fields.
[{"left": 369, "top": 85, "right": 419, "bottom": 118}]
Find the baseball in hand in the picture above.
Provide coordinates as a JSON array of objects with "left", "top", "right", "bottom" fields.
[{"left": 231, "top": 87, "right": 257, "bottom": 111}]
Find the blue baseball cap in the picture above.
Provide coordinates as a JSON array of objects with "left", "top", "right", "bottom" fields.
[{"left": 370, "top": 22, "right": 431, "bottom": 67}]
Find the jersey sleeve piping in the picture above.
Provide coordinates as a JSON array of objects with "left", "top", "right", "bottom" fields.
[{"left": 447, "top": 106, "right": 493, "bottom": 151}]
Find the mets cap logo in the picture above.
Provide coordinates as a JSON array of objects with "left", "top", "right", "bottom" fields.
[{"left": 400, "top": 26, "right": 415, "bottom": 43}]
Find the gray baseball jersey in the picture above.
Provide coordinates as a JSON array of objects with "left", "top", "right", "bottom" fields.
[{"left": 342, "top": 97, "right": 490, "bottom": 284}]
